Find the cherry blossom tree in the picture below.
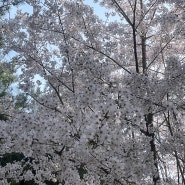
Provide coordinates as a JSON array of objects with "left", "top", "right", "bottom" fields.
[{"left": 1, "top": 0, "right": 185, "bottom": 185}]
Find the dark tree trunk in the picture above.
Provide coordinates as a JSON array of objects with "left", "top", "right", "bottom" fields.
[{"left": 145, "top": 113, "right": 160, "bottom": 185}]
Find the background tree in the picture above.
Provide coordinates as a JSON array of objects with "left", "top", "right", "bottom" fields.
[{"left": 0, "top": 2, "right": 40, "bottom": 185}]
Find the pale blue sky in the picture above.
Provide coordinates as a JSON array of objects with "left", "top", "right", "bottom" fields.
[
  {"left": 6, "top": 0, "right": 119, "bottom": 21},
  {"left": 84, "top": 0, "right": 120, "bottom": 22},
  {"left": 4, "top": 0, "right": 120, "bottom": 61}
]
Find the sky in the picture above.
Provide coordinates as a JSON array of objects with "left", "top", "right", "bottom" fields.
[
  {"left": 5, "top": 0, "right": 119, "bottom": 21},
  {"left": 84, "top": 0, "right": 119, "bottom": 21},
  {"left": 4, "top": 0, "right": 120, "bottom": 61}
]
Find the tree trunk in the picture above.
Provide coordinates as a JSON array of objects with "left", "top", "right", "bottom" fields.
[
  {"left": 139, "top": 1, "right": 159, "bottom": 183},
  {"left": 145, "top": 113, "right": 160, "bottom": 184}
]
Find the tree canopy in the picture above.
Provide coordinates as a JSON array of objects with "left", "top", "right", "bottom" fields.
[{"left": 0, "top": 0, "right": 185, "bottom": 185}]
